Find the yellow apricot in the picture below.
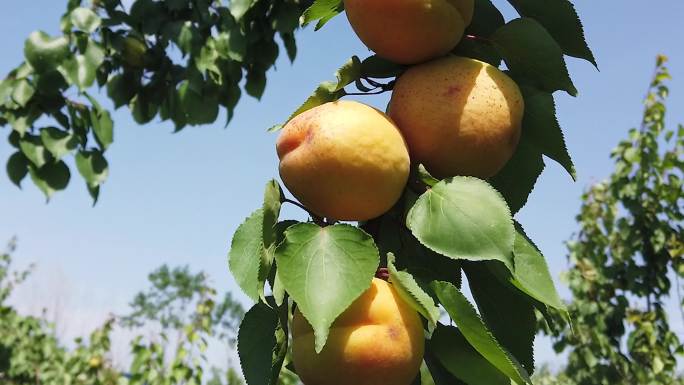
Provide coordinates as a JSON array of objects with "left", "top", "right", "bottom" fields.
[
  {"left": 276, "top": 100, "right": 410, "bottom": 221},
  {"left": 344, "top": 0, "right": 474, "bottom": 64},
  {"left": 292, "top": 278, "right": 424, "bottom": 385},
  {"left": 389, "top": 56, "right": 524, "bottom": 178}
]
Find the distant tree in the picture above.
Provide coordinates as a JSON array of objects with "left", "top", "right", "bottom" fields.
[
  {"left": 0, "top": 241, "right": 306, "bottom": 385},
  {"left": 121, "top": 264, "right": 244, "bottom": 345},
  {"left": 540, "top": 55, "right": 684, "bottom": 385}
]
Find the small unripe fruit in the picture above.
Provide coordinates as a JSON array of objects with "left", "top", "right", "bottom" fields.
[
  {"left": 122, "top": 37, "right": 147, "bottom": 68},
  {"left": 277, "top": 100, "right": 410, "bottom": 221},
  {"left": 292, "top": 278, "right": 424, "bottom": 385},
  {"left": 389, "top": 56, "right": 524, "bottom": 178},
  {"left": 344, "top": 0, "right": 474, "bottom": 64},
  {"left": 88, "top": 356, "right": 102, "bottom": 369}
]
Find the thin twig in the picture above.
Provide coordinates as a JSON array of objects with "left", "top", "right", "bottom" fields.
[
  {"left": 465, "top": 34, "right": 492, "bottom": 44},
  {"left": 283, "top": 198, "right": 326, "bottom": 227},
  {"left": 345, "top": 89, "right": 388, "bottom": 96}
]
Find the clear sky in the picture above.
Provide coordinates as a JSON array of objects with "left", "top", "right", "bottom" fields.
[{"left": 2, "top": 0, "right": 684, "bottom": 369}]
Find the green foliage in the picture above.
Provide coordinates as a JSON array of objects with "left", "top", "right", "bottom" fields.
[
  {"left": 2, "top": 0, "right": 311, "bottom": 201},
  {"left": 541, "top": 56, "right": 684, "bottom": 385}
]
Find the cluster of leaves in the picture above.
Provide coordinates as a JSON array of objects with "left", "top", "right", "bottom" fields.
[
  {"left": 540, "top": 56, "right": 684, "bottom": 385},
  {"left": 3, "top": 0, "right": 310, "bottom": 202},
  {"left": 0, "top": 241, "right": 292, "bottom": 385},
  {"left": 229, "top": 3, "right": 596, "bottom": 385}
]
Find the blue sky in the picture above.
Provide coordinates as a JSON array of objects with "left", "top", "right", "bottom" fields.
[{"left": 2, "top": 0, "right": 684, "bottom": 368}]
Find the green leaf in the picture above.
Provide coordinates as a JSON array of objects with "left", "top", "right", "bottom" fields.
[
  {"left": 280, "top": 32, "right": 297, "bottom": 63},
  {"left": 285, "top": 82, "right": 339, "bottom": 124},
  {"left": 270, "top": 322, "right": 289, "bottom": 385},
  {"left": 215, "top": 29, "right": 247, "bottom": 62},
  {"left": 451, "top": 0, "right": 505, "bottom": 64},
  {"left": 75, "top": 150, "right": 109, "bottom": 188},
  {"left": 511, "top": 224, "right": 565, "bottom": 310},
  {"left": 430, "top": 325, "right": 509, "bottom": 385},
  {"left": 12, "top": 79, "right": 35, "bottom": 107},
  {"left": 59, "top": 40, "right": 105, "bottom": 90},
  {"left": 279, "top": 56, "right": 361, "bottom": 126},
  {"left": 70, "top": 7, "right": 101, "bottom": 33},
  {"left": 40, "top": 126, "right": 78, "bottom": 160},
  {"left": 238, "top": 303, "right": 279, "bottom": 385},
  {"left": 466, "top": 0, "right": 505, "bottom": 36},
  {"left": 489, "top": 138, "right": 545, "bottom": 214},
  {"left": 360, "top": 55, "right": 404, "bottom": 79},
  {"left": 178, "top": 82, "right": 219, "bottom": 124},
  {"left": 28, "top": 161, "right": 71, "bottom": 199},
  {"left": 167, "top": 0, "right": 189, "bottom": 11},
  {"left": 107, "top": 73, "right": 137, "bottom": 109},
  {"left": 8, "top": 114, "right": 31, "bottom": 136},
  {"left": 130, "top": 94, "right": 158, "bottom": 124},
  {"left": 520, "top": 85, "right": 575, "bottom": 179},
  {"left": 272, "top": 270, "right": 285, "bottom": 307},
  {"left": 432, "top": 281, "right": 531, "bottom": 384},
  {"left": 406, "top": 177, "right": 515, "bottom": 271},
  {"left": 19, "top": 135, "right": 49, "bottom": 168},
  {"left": 416, "top": 164, "right": 438, "bottom": 188},
  {"left": 90, "top": 108, "right": 113, "bottom": 151},
  {"left": 177, "top": 22, "right": 202, "bottom": 55},
  {"left": 230, "top": 0, "right": 255, "bottom": 21},
  {"left": 331, "top": 56, "right": 362, "bottom": 92},
  {"left": 7, "top": 152, "right": 29, "bottom": 188},
  {"left": 506, "top": 0, "right": 596, "bottom": 66},
  {"left": 258, "top": 181, "right": 284, "bottom": 302},
  {"left": 273, "top": 3, "right": 301, "bottom": 33},
  {"left": 0, "top": 78, "right": 15, "bottom": 104},
  {"left": 262, "top": 180, "right": 283, "bottom": 249},
  {"left": 245, "top": 70, "right": 267, "bottom": 100},
  {"left": 24, "top": 31, "right": 70, "bottom": 73},
  {"left": 464, "top": 263, "right": 536, "bottom": 374},
  {"left": 492, "top": 18, "right": 577, "bottom": 95},
  {"left": 274, "top": 223, "right": 379, "bottom": 352},
  {"left": 229, "top": 209, "right": 265, "bottom": 302},
  {"left": 302, "top": 0, "right": 344, "bottom": 30},
  {"left": 424, "top": 348, "right": 469, "bottom": 385},
  {"left": 387, "top": 253, "right": 440, "bottom": 328},
  {"left": 453, "top": 38, "right": 502, "bottom": 67}
]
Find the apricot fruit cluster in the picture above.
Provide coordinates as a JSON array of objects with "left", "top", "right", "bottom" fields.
[{"left": 276, "top": 2, "right": 525, "bottom": 384}]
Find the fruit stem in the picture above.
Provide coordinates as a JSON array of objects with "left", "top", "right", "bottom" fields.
[
  {"left": 284, "top": 198, "right": 328, "bottom": 227},
  {"left": 375, "top": 268, "right": 389, "bottom": 281}
]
